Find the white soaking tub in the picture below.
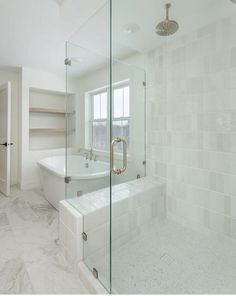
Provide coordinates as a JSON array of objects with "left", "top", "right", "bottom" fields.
[{"left": 37, "top": 155, "right": 110, "bottom": 210}]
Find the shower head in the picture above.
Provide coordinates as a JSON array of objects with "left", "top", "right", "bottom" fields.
[{"left": 155, "top": 3, "right": 179, "bottom": 36}]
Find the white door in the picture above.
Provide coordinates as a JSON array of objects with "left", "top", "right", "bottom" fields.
[{"left": 0, "top": 82, "right": 11, "bottom": 196}]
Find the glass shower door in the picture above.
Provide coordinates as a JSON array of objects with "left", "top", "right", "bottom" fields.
[
  {"left": 110, "top": 61, "right": 146, "bottom": 293},
  {"left": 65, "top": 40, "right": 112, "bottom": 292}
]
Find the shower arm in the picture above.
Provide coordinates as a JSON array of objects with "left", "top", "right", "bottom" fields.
[{"left": 165, "top": 3, "right": 171, "bottom": 20}]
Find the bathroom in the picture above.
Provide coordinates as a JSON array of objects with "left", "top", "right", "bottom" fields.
[{"left": 1, "top": 0, "right": 236, "bottom": 294}]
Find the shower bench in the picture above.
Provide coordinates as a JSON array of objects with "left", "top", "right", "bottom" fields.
[{"left": 59, "top": 176, "right": 166, "bottom": 272}]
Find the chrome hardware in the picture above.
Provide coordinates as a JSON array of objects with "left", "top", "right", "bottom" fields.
[
  {"left": 64, "top": 58, "right": 71, "bottom": 66},
  {"left": 82, "top": 232, "right": 87, "bottom": 241},
  {"left": 110, "top": 137, "right": 127, "bottom": 175},
  {"left": 0, "top": 142, "right": 13, "bottom": 147},
  {"left": 77, "top": 190, "right": 83, "bottom": 197},
  {"left": 92, "top": 268, "right": 98, "bottom": 279},
  {"left": 142, "top": 160, "right": 146, "bottom": 165},
  {"left": 143, "top": 81, "right": 146, "bottom": 86},
  {"left": 137, "top": 174, "right": 141, "bottom": 179},
  {"left": 88, "top": 148, "right": 94, "bottom": 161},
  {"left": 81, "top": 148, "right": 97, "bottom": 161},
  {"left": 64, "top": 176, "right": 71, "bottom": 184}
]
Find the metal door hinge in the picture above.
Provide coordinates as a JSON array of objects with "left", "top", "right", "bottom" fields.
[
  {"left": 143, "top": 81, "right": 146, "bottom": 87},
  {"left": 64, "top": 176, "right": 71, "bottom": 184},
  {"left": 82, "top": 232, "right": 87, "bottom": 241},
  {"left": 64, "top": 58, "right": 71, "bottom": 66},
  {"left": 92, "top": 268, "right": 98, "bottom": 279},
  {"left": 77, "top": 190, "right": 83, "bottom": 197}
]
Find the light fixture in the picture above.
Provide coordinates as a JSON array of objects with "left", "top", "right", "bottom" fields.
[{"left": 124, "top": 24, "right": 140, "bottom": 34}]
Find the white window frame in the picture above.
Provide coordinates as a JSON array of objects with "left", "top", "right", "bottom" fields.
[{"left": 86, "top": 80, "right": 131, "bottom": 155}]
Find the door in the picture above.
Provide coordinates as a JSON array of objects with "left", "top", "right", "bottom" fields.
[
  {"left": 0, "top": 82, "right": 11, "bottom": 196},
  {"left": 110, "top": 60, "right": 146, "bottom": 294},
  {"left": 65, "top": 40, "right": 112, "bottom": 291}
]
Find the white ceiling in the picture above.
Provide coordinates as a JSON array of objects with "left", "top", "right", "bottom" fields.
[
  {"left": 0, "top": 0, "right": 107, "bottom": 74},
  {"left": 0, "top": 0, "right": 235, "bottom": 76}
]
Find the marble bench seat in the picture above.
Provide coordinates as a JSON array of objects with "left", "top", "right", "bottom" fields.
[{"left": 59, "top": 177, "right": 166, "bottom": 272}]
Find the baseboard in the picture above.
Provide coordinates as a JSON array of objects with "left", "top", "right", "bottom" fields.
[{"left": 19, "top": 180, "right": 41, "bottom": 191}]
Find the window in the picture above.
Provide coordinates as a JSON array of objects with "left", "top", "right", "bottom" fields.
[
  {"left": 91, "top": 91, "right": 108, "bottom": 151},
  {"left": 112, "top": 85, "right": 130, "bottom": 152},
  {"left": 90, "top": 83, "right": 130, "bottom": 152}
]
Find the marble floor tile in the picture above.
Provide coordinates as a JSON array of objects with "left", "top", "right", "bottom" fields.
[
  {"left": 0, "top": 257, "right": 34, "bottom": 294},
  {"left": 0, "top": 187, "right": 89, "bottom": 294}
]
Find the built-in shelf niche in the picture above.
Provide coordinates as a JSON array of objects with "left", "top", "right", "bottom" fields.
[
  {"left": 29, "top": 107, "right": 66, "bottom": 115},
  {"left": 29, "top": 88, "right": 75, "bottom": 151}
]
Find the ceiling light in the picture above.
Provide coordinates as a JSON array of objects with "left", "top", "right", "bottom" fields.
[{"left": 124, "top": 24, "right": 140, "bottom": 34}]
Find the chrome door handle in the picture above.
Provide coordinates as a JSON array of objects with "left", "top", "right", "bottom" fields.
[{"left": 110, "top": 137, "right": 127, "bottom": 175}]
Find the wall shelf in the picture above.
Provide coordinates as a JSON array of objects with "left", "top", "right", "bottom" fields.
[
  {"left": 29, "top": 88, "right": 75, "bottom": 151},
  {"left": 29, "top": 128, "right": 65, "bottom": 133},
  {"left": 29, "top": 107, "right": 65, "bottom": 115}
]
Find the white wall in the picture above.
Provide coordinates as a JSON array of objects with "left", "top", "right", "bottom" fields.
[
  {"left": 0, "top": 68, "right": 19, "bottom": 185},
  {"left": 19, "top": 67, "right": 71, "bottom": 190}
]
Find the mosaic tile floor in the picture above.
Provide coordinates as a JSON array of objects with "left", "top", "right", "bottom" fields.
[{"left": 95, "top": 218, "right": 236, "bottom": 294}]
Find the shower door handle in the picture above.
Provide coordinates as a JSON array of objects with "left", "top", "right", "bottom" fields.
[{"left": 110, "top": 137, "right": 127, "bottom": 175}]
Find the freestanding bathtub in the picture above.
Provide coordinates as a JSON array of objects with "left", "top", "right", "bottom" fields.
[{"left": 37, "top": 155, "right": 110, "bottom": 210}]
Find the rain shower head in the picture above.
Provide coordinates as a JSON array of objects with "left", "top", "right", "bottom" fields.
[{"left": 155, "top": 3, "right": 179, "bottom": 36}]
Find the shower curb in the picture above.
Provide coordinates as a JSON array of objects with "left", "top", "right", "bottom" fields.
[{"left": 77, "top": 262, "right": 108, "bottom": 294}]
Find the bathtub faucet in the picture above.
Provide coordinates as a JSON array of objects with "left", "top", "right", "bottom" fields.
[
  {"left": 83, "top": 148, "right": 97, "bottom": 161},
  {"left": 88, "top": 148, "right": 94, "bottom": 161}
]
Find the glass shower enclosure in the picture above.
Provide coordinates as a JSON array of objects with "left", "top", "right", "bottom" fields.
[
  {"left": 65, "top": 1, "right": 146, "bottom": 292},
  {"left": 65, "top": 0, "right": 236, "bottom": 294}
]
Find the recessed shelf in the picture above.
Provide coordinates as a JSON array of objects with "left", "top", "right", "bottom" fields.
[
  {"left": 29, "top": 107, "right": 66, "bottom": 115},
  {"left": 29, "top": 128, "right": 65, "bottom": 133},
  {"left": 29, "top": 128, "right": 75, "bottom": 134},
  {"left": 29, "top": 88, "right": 76, "bottom": 151}
]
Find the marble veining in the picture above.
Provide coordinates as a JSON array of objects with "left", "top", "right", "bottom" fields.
[{"left": 0, "top": 186, "right": 88, "bottom": 294}]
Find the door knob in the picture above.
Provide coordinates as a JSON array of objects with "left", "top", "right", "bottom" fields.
[{"left": 0, "top": 142, "right": 13, "bottom": 147}]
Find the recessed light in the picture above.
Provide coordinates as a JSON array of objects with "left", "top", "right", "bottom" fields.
[{"left": 124, "top": 24, "right": 140, "bottom": 34}]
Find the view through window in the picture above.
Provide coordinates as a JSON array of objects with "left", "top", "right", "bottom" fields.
[{"left": 91, "top": 84, "right": 130, "bottom": 152}]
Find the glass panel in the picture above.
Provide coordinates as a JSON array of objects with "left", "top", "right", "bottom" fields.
[
  {"left": 113, "top": 88, "right": 123, "bottom": 118},
  {"left": 123, "top": 86, "right": 130, "bottom": 117},
  {"left": 93, "top": 95, "right": 100, "bottom": 119},
  {"left": 65, "top": 1, "right": 111, "bottom": 289},
  {"left": 112, "top": 120, "right": 129, "bottom": 152},
  {"left": 111, "top": 58, "right": 146, "bottom": 293},
  {"left": 92, "top": 121, "right": 107, "bottom": 150},
  {"left": 100, "top": 92, "right": 108, "bottom": 119},
  {"left": 111, "top": 0, "right": 236, "bottom": 294}
]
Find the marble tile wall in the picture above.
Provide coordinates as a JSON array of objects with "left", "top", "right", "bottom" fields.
[{"left": 146, "top": 15, "right": 236, "bottom": 238}]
